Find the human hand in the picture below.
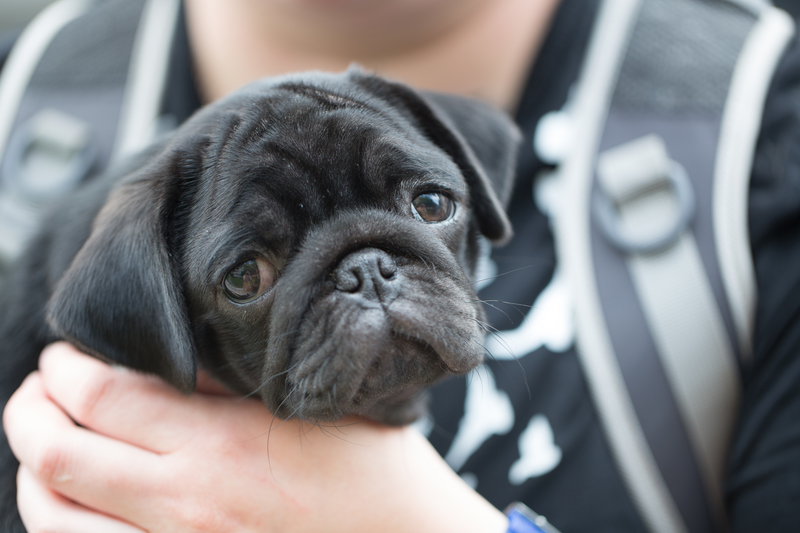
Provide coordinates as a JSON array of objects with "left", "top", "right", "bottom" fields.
[{"left": 3, "top": 342, "right": 507, "bottom": 533}]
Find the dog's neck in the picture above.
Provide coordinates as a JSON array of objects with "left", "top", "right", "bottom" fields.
[{"left": 184, "top": 0, "right": 560, "bottom": 112}]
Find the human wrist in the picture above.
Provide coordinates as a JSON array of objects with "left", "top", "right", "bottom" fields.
[{"left": 365, "top": 426, "right": 507, "bottom": 533}]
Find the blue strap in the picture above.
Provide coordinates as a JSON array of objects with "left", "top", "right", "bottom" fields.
[{"left": 505, "top": 503, "right": 562, "bottom": 533}]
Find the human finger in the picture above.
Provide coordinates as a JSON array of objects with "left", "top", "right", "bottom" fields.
[
  {"left": 38, "top": 342, "right": 207, "bottom": 452},
  {"left": 17, "top": 466, "right": 145, "bottom": 533},
  {"left": 4, "top": 372, "right": 162, "bottom": 523}
]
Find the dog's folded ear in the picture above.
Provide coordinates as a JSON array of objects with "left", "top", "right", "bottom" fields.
[
  {"left": 46, "top": 149, "right": 197, "bottom": 393},
  {"left": 417, "top": 91, "right": 520, "bottom": 209},
  {"left": 352, "top": 71, "right": 521, "bottom": 244}
]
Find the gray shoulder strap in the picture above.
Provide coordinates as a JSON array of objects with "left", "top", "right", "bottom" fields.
[
  {"left": 0, "top": 0, "right": 179, "bottom": 271},
  {"left": 549, "top": 0, "right": 795, "bottom": 532}
]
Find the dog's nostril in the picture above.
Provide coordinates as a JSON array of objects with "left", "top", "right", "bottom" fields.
[
  {"left": 333, "top": 269, "right": 361, "bottom": 292},
  {"left": 378, "top": 255, "right": 397, "bottom": 279}
]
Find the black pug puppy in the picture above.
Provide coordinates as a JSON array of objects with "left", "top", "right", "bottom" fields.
[{"left": 0, "top": 68, "right": 519, "bottom": 529}]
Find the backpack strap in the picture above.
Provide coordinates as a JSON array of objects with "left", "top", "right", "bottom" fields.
[
  {"left": 0, "top": 0, "right": 180, "bottom": 273},
  {"left": 114, "top": 0, "right": 181, "bottom": 159},
  {"left": 547, "top": 0, "right": 795, "bottom": 532},
  {"left": 712, "top": 4, "right": 793, "bottom": 365}
]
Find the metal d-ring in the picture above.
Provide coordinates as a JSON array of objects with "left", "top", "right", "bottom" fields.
[
  {"left": 593, "top": 160, "right": 696, "bottom": 254},
  {"left": 0, "top": 109, "right": 96, "bottom": 204}
]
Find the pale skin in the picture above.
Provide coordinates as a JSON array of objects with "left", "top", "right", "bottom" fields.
[
  {"left": 185, "top": 0, "right": 556, "bottom": 110},
  {"left": 2, "top": 0, "right": 561, "bottom": 530}
]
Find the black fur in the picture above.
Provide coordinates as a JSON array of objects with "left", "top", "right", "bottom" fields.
[{"left": 0, "top": 68, "right": 519, "bottom": 530}]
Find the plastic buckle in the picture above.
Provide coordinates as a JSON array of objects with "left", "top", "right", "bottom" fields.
[
  {"left": 592, "top": 135, "right": 695, "bottom": 254},
  {"left": 0, "top": 108, "right": 96, "bottom": 268}
]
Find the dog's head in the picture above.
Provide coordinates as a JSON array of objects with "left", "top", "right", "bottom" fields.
[{"left": 46, "top": 69, "right": 519, "bottom": 424}]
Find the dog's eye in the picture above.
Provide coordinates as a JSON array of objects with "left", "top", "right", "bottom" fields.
[
  {"left": 411, "top": 192, "right": 455, "bottom": 223},
  {"left": 223, "top": 258, "right": 275, "bottom": 303}
]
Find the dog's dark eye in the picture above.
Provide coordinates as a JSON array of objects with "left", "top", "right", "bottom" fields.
[
  {"left": 223, "top": 258, "right": 275, "bottom": 303},
  {"left": 411, "top": 192, "right": 455, "bottom": 223}
]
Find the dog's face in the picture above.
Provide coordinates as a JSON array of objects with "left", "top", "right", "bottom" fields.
[{"left": 46, "top": 70, "right": 519, "bottom": 424}]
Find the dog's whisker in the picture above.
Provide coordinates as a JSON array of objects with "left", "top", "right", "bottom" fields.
[
  {"left": 487, "top": 344, "right": 531, "bottom": 401},
  {"left": 470, "top": 298, "right": 540, "bottom": 322},
  {"left": 470, "top": 262, "right": 549, "bottom": 286},
  {"left": 478, "top": 299, "right": 537, "bottom": 310},
  {"left": 328, "top": 390, "right": 338, "bottom": 423},
  {"left": 466, "top": 317, "right": 510, "bottom": 345},
  {"left": 332, "top": 381, "right": 340, "bottom": 414},
  {"left": 475, "top": 299, "right": 518, "bottom": 325},
  {"left": 461, "top": 324, "right": 532, "bottom": 400},
  {"left": 241, "top": 359, "right": 302, "bottom": 401}
]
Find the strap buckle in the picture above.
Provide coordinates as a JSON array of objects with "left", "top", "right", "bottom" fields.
[
  {"left": 0, "top": 108, "right": 96, "bottom": 267},
  {"left": 592, "top": 135, "right": 695, "bottom": 254}
]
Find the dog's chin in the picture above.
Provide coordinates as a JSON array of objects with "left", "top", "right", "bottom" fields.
[
  {"left": 275, "top": 292, "right": 485, "bottom": 424},
  {"left": 354, "top": 386, "right": 431, "bottom": 426},
  {"left": 284, "top": 337, "right": 450, "bottom": 424}
]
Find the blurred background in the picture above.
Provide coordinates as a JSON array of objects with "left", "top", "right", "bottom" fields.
[
  {"left": 2, "top": 0, "right": 800, "bottom": 33},
  {"left": 1, "top": 0, "right": 800, "bottom": 67},
  {"left": 0, "top": 0, "right": 53, "bottom": 66},
  {"left": 0, "top": 0, "right": 54, "bottom": 32}
]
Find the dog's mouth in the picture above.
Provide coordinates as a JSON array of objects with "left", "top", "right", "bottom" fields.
[
  {"left": 349, "top": 329, "right": 450, "bottom": 406},
  {"left": 277, "top": 266, "right": 485, "bottom": 423}
]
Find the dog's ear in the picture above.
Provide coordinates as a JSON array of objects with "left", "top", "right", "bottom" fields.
[
  {"left": 46, "top": 148, "right": 197, "bottom": 393},
  {"left": 418, "top": 91, "right": 520, "bottom": 208},
  {"left": 353, "top": 72, "right": 520, "bottom": 244}
]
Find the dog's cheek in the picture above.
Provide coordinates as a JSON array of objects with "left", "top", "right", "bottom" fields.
[
  {"left": 190, "top": 323, "right": 255, "bottom": 394},
  {"left": 456, "top": 220, "right": 485, "bottom": 284},
  {"left": 187, "top": 287, "right": 275, "bottom": 396}
]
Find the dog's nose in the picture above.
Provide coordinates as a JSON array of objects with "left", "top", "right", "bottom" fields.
[{"left": 333, "top": 248, "right": 399, "bottom": 303}]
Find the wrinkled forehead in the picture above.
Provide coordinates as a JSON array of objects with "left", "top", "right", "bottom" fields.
[{"left": 207, "top": 86, "right": 465, "bottom": 203}]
